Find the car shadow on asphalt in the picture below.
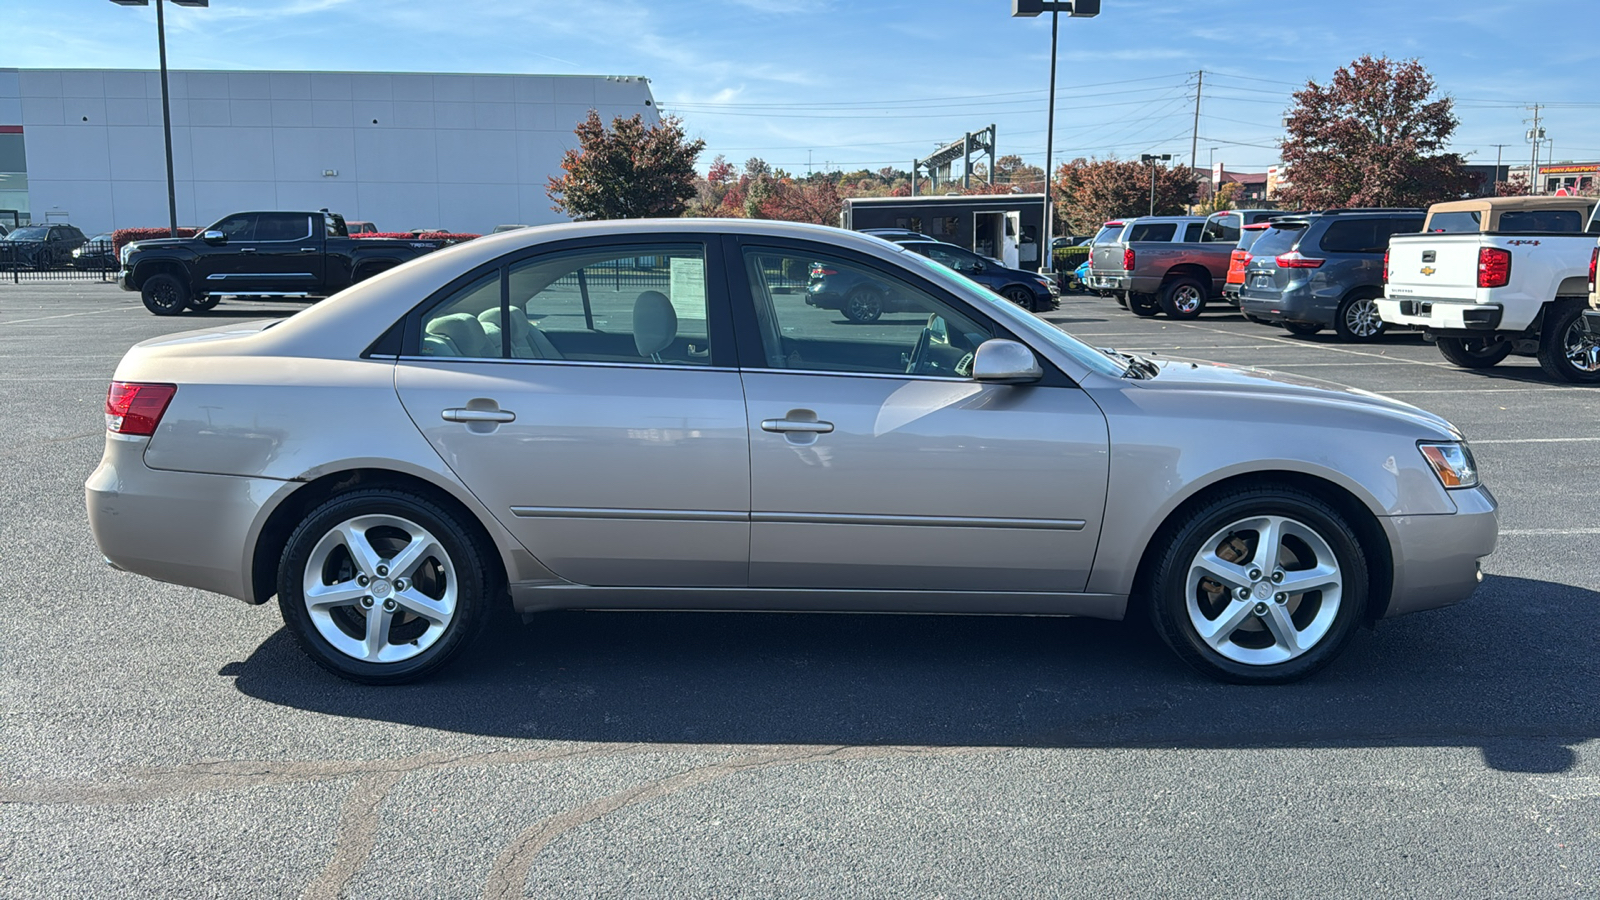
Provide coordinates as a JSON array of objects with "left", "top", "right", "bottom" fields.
[{"left": 229, "top": 574, "right": 1597, "bottom": 774}]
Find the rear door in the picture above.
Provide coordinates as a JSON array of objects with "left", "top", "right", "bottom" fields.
[{"left": 394, "top": 235, "right": 750, "bottom": 587}]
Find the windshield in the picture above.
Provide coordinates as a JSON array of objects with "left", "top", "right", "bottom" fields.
[
  {"left": 898, "top": 249, "right": 1127, "bottom": 378},
  {"left": 4, "top": 227, "right": 48, "bottom": 241}
]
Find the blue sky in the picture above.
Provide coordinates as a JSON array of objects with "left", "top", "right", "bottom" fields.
[{"left": 8, "top": 0, "right": 1599, "bottom": 176}]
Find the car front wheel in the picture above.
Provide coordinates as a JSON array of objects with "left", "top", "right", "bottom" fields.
[
  {"left": 141, "top": 273, "right": 190, "bottom": 316},
  {"left": 1003, "top": 286, "right": 1039, "bottom": 312},
  {"left": 277, "top": 488, "right": 494, "bottom": 684},
  {"left": 1146, "top": 486, "right": 1368, "bottom": 684},
  {"left": 843, "top": 287, "right": 884, "bottom": 323}
]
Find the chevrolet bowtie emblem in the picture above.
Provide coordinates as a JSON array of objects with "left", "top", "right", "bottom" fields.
[{"left": 1420, "top": 266, "right": 1436, "bottom": 276}]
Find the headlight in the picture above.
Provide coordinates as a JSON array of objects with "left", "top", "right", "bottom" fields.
[
  {"left": 1419, "top": 442, "right": 1478, "bottom": 489},
  {"left": 120, "top": 244, "right": 133, "bottom": 265}
]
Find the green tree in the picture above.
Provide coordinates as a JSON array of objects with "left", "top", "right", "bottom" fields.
[
  {"left": 547, "top": 110, "right": 705, "bottom": 220},
  {"left": 1278, "top": 55, "right": 1473, "bottom": 208}
]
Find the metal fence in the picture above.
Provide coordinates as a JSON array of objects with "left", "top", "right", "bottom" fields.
[{"left": 0, "top": 239, "right": 119, "bottom": 283}]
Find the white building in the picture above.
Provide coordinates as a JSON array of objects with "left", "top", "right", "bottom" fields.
[{"left": 0, "top": 68, "right": 659, "bottom": 235}]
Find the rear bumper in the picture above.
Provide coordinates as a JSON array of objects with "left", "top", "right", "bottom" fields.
[
  {"left": 86, "top": 434, "right": 285, "bottom": 603},
  {"left": 1380, "top": 485, "right": 1499, "bottom": 618},
  {"left": 1376, "top": 297, "right": 1503, "bottom": 332}
]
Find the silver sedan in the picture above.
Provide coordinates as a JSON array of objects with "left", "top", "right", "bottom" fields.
[{"left": 86, "top": 220, "right": 1498, "bottom": 684}]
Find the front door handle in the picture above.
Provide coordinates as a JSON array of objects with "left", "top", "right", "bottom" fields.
[
  {"left": 442, "top": 408, "right": 516, "bottom": 424},
  {"left": 761, "top": 418, "right": 833, "bottom": 434},
  {"left": 299, "top": 247, "right": 318, "bottom": 252}
]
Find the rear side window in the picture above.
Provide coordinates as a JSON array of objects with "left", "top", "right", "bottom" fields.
[
  {"left": 1249, "top": 225, "right": 1305, "bottom": 258},
  {"left": 1183, "top": 223, "right": 1203, "bottom": 242},
  {"left": 1317, "top": 219, "right": 1382, "bottom": 254},
  {"left": 1497, "top": 209, "right": 1586, "bottom": 233},
  {"left": 1427, "top": 211, "right": 1481, "bottom": 233},
  {"left": 1126, "top": 222, "right": 1176, "bottom": 242}
]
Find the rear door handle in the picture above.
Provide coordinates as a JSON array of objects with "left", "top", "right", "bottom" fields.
[
  {"left": 299, "top": 247, "right": 318, "bottom": 252},
  {"left": 761, "top": 418, "right": 833, "bottom": 434},
  {"left": 442, "top": 408, "right": 516, "bottom": 423}
]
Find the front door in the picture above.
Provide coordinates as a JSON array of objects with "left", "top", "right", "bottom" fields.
[
  {"left": 198, "top": 212, "right": 324, "bottom": 294},
  {"left": 394, "top": 238, "right": 749, "bottom": 586},
  {"left": 733, "top": 241, "right": 1109, "bottom": 593}
]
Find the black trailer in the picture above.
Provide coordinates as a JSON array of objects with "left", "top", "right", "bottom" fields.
[{"left": 841, "top": 194, "right": 1048, "bottom": 272}]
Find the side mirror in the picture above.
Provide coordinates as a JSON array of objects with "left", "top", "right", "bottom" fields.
[
  {"left": 202, "top": 230, "right": 226, "bottom": 245},
  {"left": 971, "top": 338, "right": 1042, "bottom": 384}
]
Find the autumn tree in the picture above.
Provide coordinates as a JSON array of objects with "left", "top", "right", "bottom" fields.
[
  {"left": 1054, "top": 157, "right": 1200, "bottom": 234},
  {"left": 547, "top": 111, "right": 705, "bottom": 220},
  {"left": 1494, "top": 173, "right": 1531, "bottom": 197},
  {"left": 994, "top": 154, "right": 1045, "bottom": 191},
  {"left": 1277, "top": 55, "right": 1474, "bottom": 209}
]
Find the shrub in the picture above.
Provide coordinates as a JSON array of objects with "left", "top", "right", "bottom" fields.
[{"left": 112, "top": 228, "right": 197, "bottom": 254}]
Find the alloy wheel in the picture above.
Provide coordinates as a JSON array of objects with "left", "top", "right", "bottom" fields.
[
  {"left": 302, "top": 513, "right": 457, "bottom": 664},
  {"left": 1343, "top": 297, "right": 1383, "bottom": 338}
]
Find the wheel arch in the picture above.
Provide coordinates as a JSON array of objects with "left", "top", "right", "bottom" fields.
[
  {"left": 131, "top": 259, "right": 190, "bottom": 292},
  {"left": 1127, "top": 470, "right": 1394, "bottom": 622},
  {"left": 249, "top": 467, "right": 512, "bottom": 607},
  {"left": 1337, "top": 282, "right": 1384, "bottom": 303},
  {"left": 1160, "top": 264, "right": 1212, "bottom": 289}
]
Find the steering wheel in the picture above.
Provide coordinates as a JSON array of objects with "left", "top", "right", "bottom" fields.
[{"left": 905, "top": 314, "right": 936, "bottom": 375}]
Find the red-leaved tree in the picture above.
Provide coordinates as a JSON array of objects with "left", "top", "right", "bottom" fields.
[
  {"left": 1053, "top": 157, "right": 1199, "bottom": 234},
  {"left": 1277, "top": 56, "right": 1474, "bottom": 209},
  {"left": 547, "top": 110, "right": 705, "bottom": 220}
]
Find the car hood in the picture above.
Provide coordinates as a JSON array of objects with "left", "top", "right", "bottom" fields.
[{"left": 1127, "top": 355, "right": 1460, "bottom": 439}]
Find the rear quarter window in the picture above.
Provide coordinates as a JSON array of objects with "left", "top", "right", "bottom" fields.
[
  {"left": 1497, "top": 209, "right": 1586, "bottom": 233},
  {"left": 1125, "top": 222, "right": 1176, "bottom": 242},
  {"left": 1426, "top": 211, "right": 1481, "bottom": 233}
]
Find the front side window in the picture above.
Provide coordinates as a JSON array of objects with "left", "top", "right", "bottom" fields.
[
  {"left": 417, "top": 244, "right": 714, "bottom": 366},
  {"left": 212, "top": 214, "right": 255, "bottom": 240},
  {"left": 745, "top": 247, "right": 991, "bottom": 378},
  {"left": 918, "top": 243, "right": 983, "bottom": 274}
]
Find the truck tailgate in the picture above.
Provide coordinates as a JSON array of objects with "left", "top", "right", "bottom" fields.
[
  {"left": 1386, "top": 234, "right": 1482, "bottom": 301},
  {"left": 1091, "top": 243, "right": 1127, "bottom": 274}
]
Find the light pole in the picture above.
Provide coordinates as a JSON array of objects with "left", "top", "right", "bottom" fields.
[
  {"left": 109, "top": 0, "right": 209, "bottom": 237},
  {"left": 1141, "top": 153, "right": 1171, "bottom": 216},
  {"left": 1012, "top": 0, "right": 1099, "bottom": 273}
]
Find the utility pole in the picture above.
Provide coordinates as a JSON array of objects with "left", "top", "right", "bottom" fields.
[
  {"left": 1525, "top": 104, "right": 1544, "bottom": 195},
  {"left": 1189, "top": 70, "right": 1203, "bottom": 174},
  {"left": 1489, "top": 143, "right": 1508, "bottom": 194}
]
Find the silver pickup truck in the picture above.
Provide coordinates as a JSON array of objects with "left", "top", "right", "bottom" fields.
[{"left": 1089, "top": 210, "right": 1280, "bottom": 319}]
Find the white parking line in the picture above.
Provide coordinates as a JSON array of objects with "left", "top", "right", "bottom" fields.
[
  {"left": 1501, "top": 527, "right": 1600, "bottom": 536},
  {"left": 0, "top": 307, "right": 144, "bottom": 326},
  {"left": 1173, "top": 321, "right": 1453, "bottom": 368},
  {"left": 1473, "top": 437, "right": 1600, "bottom": 444},
  {"left": 1383, "top": 387, "right": 1596, "bottom": 394}
]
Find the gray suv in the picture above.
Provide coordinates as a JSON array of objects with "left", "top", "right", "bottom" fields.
[{"left": 1239, "top": 209, "right": 1424, "bottom": 341}]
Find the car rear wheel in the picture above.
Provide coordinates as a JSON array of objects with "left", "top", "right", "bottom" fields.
[
  {"left": 1536, "top": 300, "right": 1600, "bottom": 384},
  {"left": 1146, "top": 486, "right": 1368, "bottom": 684},
  {"left": 1159, "top": 277, "right": 1207, "bottom": 320},
  {"left": 1283, "top": 321, "right": 1323, "bottom": 337},
  {"left": 277, "top": 488, "right": 493, "bottom": 684},
  {"left": 843, "top": 287, "right": 884, "bottom": 323},
  {"left": 1128, "top": 293, "right": 1160, "bottom": 318},
  {"left": 190, "top": 294, "right": 221, "bottom": 312},
  {"left": 140, "top": 273, "right": 190, "bottom": 316},
  {"left": 1436, "top": 335, "right": 1511, "bottom": 369}
]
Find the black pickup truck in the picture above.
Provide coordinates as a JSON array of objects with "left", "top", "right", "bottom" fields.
[{"left": 120, "top": 210, "right": 443, "bottom": 315}]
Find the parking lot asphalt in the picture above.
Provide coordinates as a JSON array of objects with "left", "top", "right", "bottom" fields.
[{"left": 2, "top": 282, "right": 1597, "bottom": 898}]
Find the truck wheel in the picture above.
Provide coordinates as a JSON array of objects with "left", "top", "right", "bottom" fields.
[
  {"left": 1283, "top": 321, "right": 1323, "bottom": 337},
  {"left": 1159, "top": 278, "right": 1207, "bottom": 320},
  {"left": 1333, "top": 292, "right": 1385, "bottom": 342},
  {"left": 1128, "top": 293, "right": 1160, "bottom": 318},
  {"left": 191, "top": 294, "right": 221, "bottom": 312},
  {"left": 140, "top": 273, "right": 190, "bottom": 316},
  {"left": 1536, "top": 300, "right": 1600, "bottom": 384},
  {"left": 1436, "top": 335, "right": 1511, "bottom": 369}
]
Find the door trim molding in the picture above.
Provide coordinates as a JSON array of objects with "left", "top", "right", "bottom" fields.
[{"left": 510, "top": 506, "right": 1085, "bottom": 531}]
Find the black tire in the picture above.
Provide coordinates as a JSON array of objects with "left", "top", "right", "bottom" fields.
[
  {"left": 1128, "top": 292, "right": 1160, "bottom": 318},
  {"left": 1115, "top": 292, "right": 1128, "bottom": 308},
  {"left": 1003, "top": 286, "right": 1039, "bottom": 312},
  {"left": 1332, "top": 292, "right": 1386, "bottom": 342},
  {"left": 190, "top": 293, "right": 221, "bottom": 312},
  {"left": 1436, "top": 335, "right": 1511, "bottom": 369},
  {"left": 1159, "top": 277, "right": 1207, "bottom": 320},
  {"left": 1283, "top": 321, "right": 1323, "bottom": 337},
  {"left": 277, "top": 488, "right": 495, "bottom": 685},
  {"left": 1244, "top": 314, "right": 1274, "bottom": 326},
  {"left": 1145, "top": 485, "right": 1369, "bottom": 684},
  {"left": 141, "top": 273, "right": 190, "bottom": 316},
  {"left": 1535, "top": 300, "right": 1600, "bottom": 384},
  {"left": 843, "top": 287, "right": 883, "bottom": 323}
]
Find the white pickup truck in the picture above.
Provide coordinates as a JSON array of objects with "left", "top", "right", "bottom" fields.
[{"left": 1377, "top": 196, "right": 1600, "bottom": 382}]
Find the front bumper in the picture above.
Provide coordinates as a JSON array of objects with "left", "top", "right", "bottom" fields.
[
  {"left": 118, "top": 268, "right": 136, "bottom": 292},
  {"left": 1380, "top": 485, "right": 1499, "bottom": 618},
  {"left": 1376, "top": 297, "right": 1503, "bottom": 332},
  {"left": 86, "top": 433, "right": 288, "bottom": 603}
]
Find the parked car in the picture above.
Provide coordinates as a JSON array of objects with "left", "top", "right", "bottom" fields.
[
  {"left": 861, "top": 227, "right": 937, "bottom": 243},
  {"left": 1086, "top": 215, "right": 1207, "bottom": 317},
  {"left": 86, "top": 218, "right": 1498, "bottom": 686},
  {"left": 0, "top": 223, "right": 88, "bottom": 268},
  {"left": 1224, "top": 222, "right": 1274, "bottom": 307},
  {"left": 119, "top": 210, "right": 445, "bottom": 316},
  {"left": 1240, "top": 208, "right": 1425, "bottom": 341},
  {"left": 492, "top": 224, "right": 532, "bottom": 233},
  {"left": 346, "top": 221, "right": 379, "bottom": 235},
  {"left": 898, "top": 240, "right": 1057, "bottom": 312},
  {"left": 1379, "top": 196, "right": 1600, "bottom": 380},
  {"left": 71, "top": 232, "right": 117, "bottom": 270}
]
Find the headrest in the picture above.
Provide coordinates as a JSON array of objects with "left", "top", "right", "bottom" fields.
[
  {"left": 426, "top": 313, "right": 490, "bottom": 357},
  {"left": 633, "top": 290, "right": 677, "bottom": 357},
  {"left": 478, "top": 307, "right": 531, "bottom": 341}
]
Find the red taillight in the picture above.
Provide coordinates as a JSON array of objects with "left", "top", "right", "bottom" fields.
[
  {"left": 808, "top": 263, "right": 836, "bottom": 277},
  {"left": 1275, "top": 251, "right": 1324, "bottom": 268},
  {"left": 1123, "top": 248, "right": 1135, "bottom": 270},
  {"left": 1383, "top": 248, "right": 1390, "bottom": 284},
  {"left": 1589, "top": 246, "right": 1597, "bottom": 291},
  {"left": 1477, "top": 247, "right": 1511, "bottom": 288},
  {"left": 105, "top": 382, "right": 176, "bottom": 436}
]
